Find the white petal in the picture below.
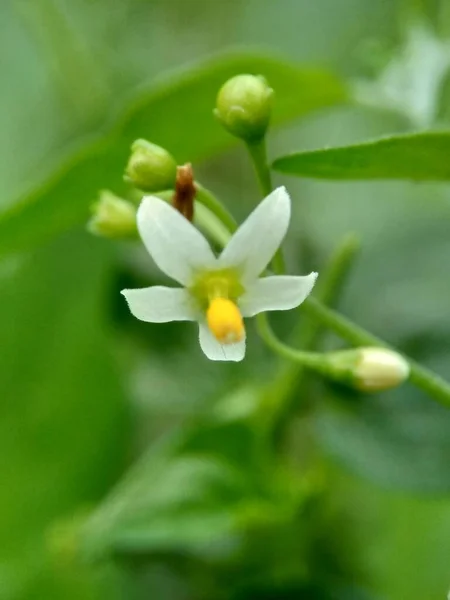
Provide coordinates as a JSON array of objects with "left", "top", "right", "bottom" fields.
[
  {"left": 239, "top": 273, "right": 318, "bottom": 317},
  {"left": 198, "top": 324, "right": 246, "bottom": 362},
  {"left": 137, "top": 196, "right": 216, "bottom": 285},
  {"left": 121, "top": 286, "right": 197, "bottom": 322},
  {"left": 218, "top": 186, "right": 291, "bottom": 281}
]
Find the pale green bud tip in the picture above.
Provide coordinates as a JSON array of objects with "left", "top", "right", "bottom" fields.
[
  {"left": 214, "top": 74, "right": 273, "bottom": 142},
  {"left": 124, "top": 139, "right": 177, "bottom": 192},
  {"left": 354, "top": 348, "right": 410, "bottom": 392},
  {"left": 88, "top": 190, "right": 137, "bottom": 239}
]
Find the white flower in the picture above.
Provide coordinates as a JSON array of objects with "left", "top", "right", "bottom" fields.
[{"left": 121, "top": 186, "right": 317, "bottom": 362}]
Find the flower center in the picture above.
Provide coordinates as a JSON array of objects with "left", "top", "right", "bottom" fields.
[{"left": 206, "top": 297, "right": 244, "bottom": 345}]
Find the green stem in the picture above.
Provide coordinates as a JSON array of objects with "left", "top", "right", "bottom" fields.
[
  {"left": 302, "top": 296, "right": 450, "bottom": 408},
  {"left": 256, "top": 313, "right": 324, "bottom": 372},
  {"left": 260, "top": 234, "right": 360, "bottom": 432},
  {"left": 159, "top": 184, "right": 450, "bottom": 409},
  {"left": 246, "top": 139, "right": 272, "bottom": 196},
  {"left": 195, "top": 183, "right": 238, "bottom": 233},
  {"left": 194, "top": 203, "right": 231, "bottom": 248},
  {"left": 246, "top": 138, "right": 285, "bottom": 275}
]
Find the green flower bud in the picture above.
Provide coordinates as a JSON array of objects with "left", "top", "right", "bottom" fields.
[
  {"left": 88, "top": 190, "right": 137, "bottom": 239},
  {"left": 325, "top": 347, "right": 410, "bottom": 392},
  {"left": 124, "top": 139, "right": 177, "bottom": 192},
  {"left": 214, "top": 74, "right": 273, "bottom": 142}
]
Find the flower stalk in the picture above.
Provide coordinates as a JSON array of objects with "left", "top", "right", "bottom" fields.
[
  {"left": 260, "top": 234, "right": 361, "bottom": 433},
  {"left": 302, "top": 297, "right": 450, "bottom": 407},
  {"left": 257, "top": 313, "right": 409, "bottom": 391}
]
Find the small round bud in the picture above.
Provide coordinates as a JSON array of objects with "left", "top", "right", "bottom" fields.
[
  {"left": 354, "top": 348, "right": 410, "bottom": 392},
  {"left": 124, "top": 139, "right": 177, "bottom": 192},
  {"left": 214, "top": 74, "right": 273, "bottom": 142},
  {"left": 324, "top": 347, "right": 410, "bottom": 392},
  {"left": 88, "top": 190, "right": 137, "bottom": 239}
]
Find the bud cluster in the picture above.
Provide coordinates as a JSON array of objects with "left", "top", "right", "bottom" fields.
[{"left": 214, "top": 74, "right": 273, "bottom": 143}]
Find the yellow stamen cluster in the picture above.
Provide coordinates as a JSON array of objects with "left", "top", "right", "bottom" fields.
[{"left": 207, "top": 297, "right": 244, "bottom": 344}]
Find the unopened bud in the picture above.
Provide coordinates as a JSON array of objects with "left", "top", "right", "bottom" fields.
[
  {"left": 88, "top": 190, "right": 137, "bottom": 239},
  {"left": 325, "top": 347, "right": 410, "bottom": 392},
  {"left": 124, "top": 139, "right": 177, "bottom": 192},
  {"left": 214, "top": 74, "right": 273, "bottom": 142},
  {"left": 353, "top": 348, "right": 410, "bottom": 392}
]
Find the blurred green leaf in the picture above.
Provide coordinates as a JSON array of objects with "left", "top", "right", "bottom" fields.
[
  {"left": 315, "top": 369, "right": 450, "bottom": 493},
  {"left": 353, "top": 24, "right": 450, "bottom": 127},
  {"left": 21, "top": 559, "right": 123, "bottom": 600},
  {"left": 83, "top": 431, "right": 242, "bottom": 560},
  {"left": 82, "top": 387, "right": 302, "bottom": 561},
  {"left": 272, "top": 130, "right": 450, "bottom": 180},
  {"left": 0, "top": 233, "right": 129, "bottom": 596},
  {"left": 0, "top": 52, "right": 346, "bottom": 259}
]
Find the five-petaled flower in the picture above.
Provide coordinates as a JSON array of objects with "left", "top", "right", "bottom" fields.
[{"left": 122, "top": 186, "right": 317, "bottom": 361}]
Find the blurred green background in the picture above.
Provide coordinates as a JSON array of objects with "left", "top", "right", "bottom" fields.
[{"left": 2, "top": 0, "right": 450, "bottom": 598}]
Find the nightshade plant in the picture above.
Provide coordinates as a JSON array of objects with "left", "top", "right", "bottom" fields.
[
  {"left": 5, "top": 5, "right": 450, "bottom": 596},
  {"left": 89, "top": 73, "right": 450, "bottom": 402},
  {"left": 70, "top": 31, "right": 450, "bottom": 597}
]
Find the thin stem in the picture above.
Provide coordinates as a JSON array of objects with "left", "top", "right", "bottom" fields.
[
  {"left": 246, "top": 139, "right": 272, "bottom": 196},
  {"left": 159, "top": 186, "right": 450, "bottom": 410},
  {"left": 194, "top": 183, "right": 238, "bottom": 233},
  {"left": 194, "top": 203, "right": 231, "bottom": 248},
  {"left": 246, "top": 138, "right": 285, "bottom": 274},
  {"left": 302, "top": 296, "right": 450, "bottom": 408},
  {"left": 260, "top": 234, "right": 360, "bottom": 432},
  {"left": 256, "top": 313, "right": 324, "bottom": 372},
  {"left": 313, "top": 235, "right": 361, "bottom": 310}
]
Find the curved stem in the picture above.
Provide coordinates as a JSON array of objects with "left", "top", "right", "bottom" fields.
[
  {"left": 302, "top": 296, "right": 450, "bottom": 408},
  {"left": 261, "top": 234, "right": 361, "bottom": 433},
  {"left": 246, "top": 138, "right": 285, "bottom": 274},
  {"left": 256, "top": 313, "right": 324, "bottom": 372},
  {"left": 158, "top": 185, "right": 450, "bottom": 409}
]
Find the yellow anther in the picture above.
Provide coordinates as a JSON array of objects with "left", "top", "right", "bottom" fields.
[{"left": 206, "top": 297, "right": 244, "bottom": 344}]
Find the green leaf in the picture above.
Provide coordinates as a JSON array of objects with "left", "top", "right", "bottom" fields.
[
  {"left": 82, "top": 428, "right": 247, "bottom": 559},
  {"left": 0, "top": 53, "right": 346, "bottom": 259},
  {"left": 315, "top": 363, "right": 450, "bottom": 493},
  {"left": 272, "top": 130, "right": 450, "bottom": 180},
  {"left": 353, "top": 24, "right": 450, "bottom": 127},
  {"left": 0, "top": 233, "right": 128, "bottom": 595},
  {"left": 82, "top": 390, "right": 294, "bottom": 560}
]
